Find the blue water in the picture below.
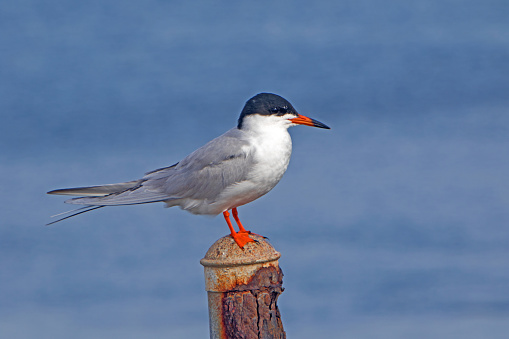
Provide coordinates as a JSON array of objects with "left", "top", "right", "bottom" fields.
[{"left": 1, "top": 1, "right": 509, "bottom": 338}]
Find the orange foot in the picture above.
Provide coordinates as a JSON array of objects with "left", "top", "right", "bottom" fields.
[{"left": 231, "top": 231, "right": 257, "bottom": 248}]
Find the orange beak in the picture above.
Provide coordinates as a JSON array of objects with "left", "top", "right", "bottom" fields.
[{"left": 290, "top": 114, "right": 330, "bottom": 129}]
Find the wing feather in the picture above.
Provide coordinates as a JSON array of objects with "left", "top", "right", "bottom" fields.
[{"left": 143, "top": 128, "right": 254, "bottom": 202}]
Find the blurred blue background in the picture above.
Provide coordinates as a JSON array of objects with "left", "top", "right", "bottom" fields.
[{"left": 1, "top": 0, "right": 508, "bottom": 338}]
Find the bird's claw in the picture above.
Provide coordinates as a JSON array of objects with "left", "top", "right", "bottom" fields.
[{"left": 239, "top": 230, "right": 267, "bottom": 239}]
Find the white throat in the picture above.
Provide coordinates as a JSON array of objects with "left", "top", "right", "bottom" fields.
[{"left": 242, "top": 114, "right": 294, "bottom": 188}]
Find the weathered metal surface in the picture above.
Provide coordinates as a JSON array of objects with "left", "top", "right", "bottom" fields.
[
  {"left": 201, "top": 234, "right": 281, "bottom": 292},
  {"left": 222, "top": 266, "right": 285, "bottom": 339},
  {"left": 201, "top": 234, "right": 285, "bottom": 339}
]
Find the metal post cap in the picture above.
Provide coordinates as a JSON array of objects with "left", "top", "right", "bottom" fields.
[
  {"left": 200, "top": 234, "right": 281, "bottom": 267},
  {"left": 200, "top": 234, "right": 281, "bottom": 292}
]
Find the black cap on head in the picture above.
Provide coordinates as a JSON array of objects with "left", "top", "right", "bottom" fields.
[{"left": 237, "top": 93, "right": 298, "bottom": 129}]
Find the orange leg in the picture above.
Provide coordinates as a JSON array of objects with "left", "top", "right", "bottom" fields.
[
  {"left": 231, "top": 207, "right": 266, "bottom": 238},
  {"left": 223, "top": 210, "right": 255, "bottom": 248},
  {"left": 231, "top": 207, "right": 248, "bottom": 233}
]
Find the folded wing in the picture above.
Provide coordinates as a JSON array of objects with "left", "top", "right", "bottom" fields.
[{"left": 49, "top": 128, "right": 255, "bottom": 207}]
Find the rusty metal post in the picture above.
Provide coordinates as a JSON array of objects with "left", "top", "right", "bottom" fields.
[{"left": 200, "top": 234, "right": 286, "bottom": 339}]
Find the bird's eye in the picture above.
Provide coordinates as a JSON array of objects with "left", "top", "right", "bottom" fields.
[{"left": 270, "top": 106, "right": 288, "bottom": 115}]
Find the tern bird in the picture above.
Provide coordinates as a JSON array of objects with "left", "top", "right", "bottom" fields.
[{"left": 47, "top": 93, "right": 330, "bottom": 247}]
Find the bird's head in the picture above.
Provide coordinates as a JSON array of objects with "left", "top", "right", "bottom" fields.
[{"left": 237, "top": 93, "right": 330, "bottom": 131}]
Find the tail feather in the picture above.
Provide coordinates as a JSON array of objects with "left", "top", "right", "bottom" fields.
[
  {"left": 47, "top": 180, "right": 143, "bottom": 197},
  {"left": 64, "top": 189, "right": 171, "bottom": 206},
  {"left": 47, "top": 179, "right": 172, "bottom": 223},
  {"left": 46, "top": 206, "right": 104, "bottom": 225}
]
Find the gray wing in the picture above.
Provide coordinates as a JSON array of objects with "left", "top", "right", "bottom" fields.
[{"left": 63, "top": 128, "right": 254, "bottom": 206}]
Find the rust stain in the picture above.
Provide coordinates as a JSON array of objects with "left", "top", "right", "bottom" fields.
[
  {"left": 220, "top": 266, "right": 285, "bottom": 339},
  {"left": 207, "top": 261, "right": 281, "bottom": 292}
]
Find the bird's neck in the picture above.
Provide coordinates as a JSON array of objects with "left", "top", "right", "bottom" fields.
[{"left": 239, "top": 114, "right": 294, "bottom": 165}]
